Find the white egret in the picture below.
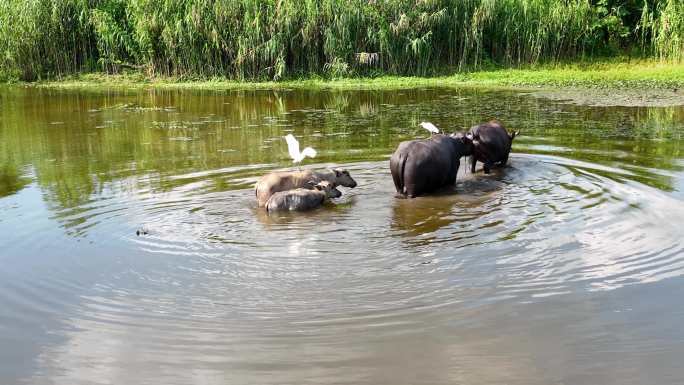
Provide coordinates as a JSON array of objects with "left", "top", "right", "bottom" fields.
[
  {"left": 420, "top": 121, "right": 440, "bottom": 135},
  {"left": 285, "top": 134, "right": 317, "bottom": 164}
]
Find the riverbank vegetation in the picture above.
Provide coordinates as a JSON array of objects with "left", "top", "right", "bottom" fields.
[
  {"left": 30, "top": 61, "right": 684, "bottom": 91},
  {"left": 1, "top": 0, "right": 683, "bottom": 82}
]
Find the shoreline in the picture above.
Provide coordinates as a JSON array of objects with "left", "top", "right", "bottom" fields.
[{"left": 8, "top": 61, "right": 684, "bottom": 107}]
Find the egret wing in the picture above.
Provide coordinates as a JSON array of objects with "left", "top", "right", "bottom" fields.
[
  {"left": 301, "top": 147, "right": 317, "bottom": 159},
  {"left": 285, "top": 134, "right": 300, "bottom": 160}
]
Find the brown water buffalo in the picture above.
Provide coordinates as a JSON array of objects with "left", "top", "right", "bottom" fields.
[
  {"left": 255, "top": 168, "right": 357, "bottom": 207},
  {"left": 469, "top": 120, "right": 519, "bottom": 174},
  {"left": 390, "top": 133, "right": 473, "bottom": 198},
  {"left": 265, "top": 180, "right": 341, "bottom": 212}
]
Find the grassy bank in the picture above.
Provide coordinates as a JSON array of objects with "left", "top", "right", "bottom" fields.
[
  {"left": 2, "top": 0, "right": 684, "bottom": 81},
  {"left": 31, "top": 61, "right": 684, "bottom": 91}
]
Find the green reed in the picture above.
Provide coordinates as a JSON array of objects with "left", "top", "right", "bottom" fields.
[
  {"left": 642, "top": 0, "right": 684, "bottom": 61},
  {"left": 1, "top": 0, "right": 682, "bottom": 81}
]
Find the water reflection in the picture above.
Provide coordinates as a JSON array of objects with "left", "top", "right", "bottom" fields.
[
  {"left": 253, "top": 199, "right": 356, "bottom": 228},
  {"left": 389, "top": 175, "right": 503, "bottom": 242},
  {"left": 1, "top": 87, "right": 683, "bottom": 218},
  {"left": 1, "top": 86, "right": 684, "bottom": 385},
  {"left": 391, "top": 195, "right": 464, "bottom": 240},
  {"left": 0, "top": 164, "right": 31, "bottom": 197}
]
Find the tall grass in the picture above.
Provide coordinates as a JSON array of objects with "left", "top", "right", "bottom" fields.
[
  {"left": 642, "top": 0, "right": 684, "bottom": 61},
  {"left": 0, "top": 0, "right": 97, "bottom": 80},
  {"left": 0, "top": 0, "right": 682, "bottom": 81}
]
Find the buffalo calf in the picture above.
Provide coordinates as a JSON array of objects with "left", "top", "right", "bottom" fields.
[{"left": 265, "top": 181, "right": 342, "bottom": 212}]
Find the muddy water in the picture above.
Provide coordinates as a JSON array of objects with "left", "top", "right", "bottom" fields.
[{"left": 1, "top": 86, "right": 683, "bottom": 385}]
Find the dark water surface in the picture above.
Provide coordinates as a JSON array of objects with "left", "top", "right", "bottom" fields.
[{"left": 1, "top": 86, "right": 684, "bottom": 385}]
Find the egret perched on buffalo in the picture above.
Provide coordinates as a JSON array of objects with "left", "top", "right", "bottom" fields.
[{"left": 420, "top": 122, "right": 440, "bottom": 135}]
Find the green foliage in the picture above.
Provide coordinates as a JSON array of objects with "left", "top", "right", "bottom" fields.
[
  {"left": 0, "top": 0, "right": 683, "bottom": 81},
  {"left": 642, "top": 0, "right": 684, "bottom": 61},
  {"left": 91, "top": 0, "right": 139, "bottom": 72},
  {"left": 0, "top": 0, "right": 97, "bottom": 80}
]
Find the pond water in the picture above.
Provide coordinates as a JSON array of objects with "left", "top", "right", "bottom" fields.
[{"left": 1, "top": 86, "right": 683, "bottom": 385}]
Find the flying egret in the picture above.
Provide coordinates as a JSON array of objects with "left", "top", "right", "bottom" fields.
[
  {"left": 420, "top": 121, "right": 440, "bottom": 135},
  {"left": 285, "top": 134, "right": 317, "bottom": 165}
]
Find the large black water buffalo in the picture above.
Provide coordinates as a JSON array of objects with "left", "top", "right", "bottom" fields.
[
  {"left": 469, "top": 120, "right": 519, "bottom": 174},
  {"left": 390, "top": 133, "right": 473, "bottom": 198}
]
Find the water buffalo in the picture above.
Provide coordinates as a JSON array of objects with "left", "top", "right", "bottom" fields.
[
  {"left": 469, "top": 120, "right": 519, "bottom": 174},
  {"left": 255, "top": 168, "right": 357, "bottom": 207},
  {"left": 390, "top": 133, "right": 473, "bottom": 198},
  {"left": 265, "top": 180, "right": 342, "bottom": 212}
]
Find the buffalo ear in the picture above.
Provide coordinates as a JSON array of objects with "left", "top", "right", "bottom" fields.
[{"left": 334, "top": 169, "right": 342, "bottom": 177}]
